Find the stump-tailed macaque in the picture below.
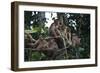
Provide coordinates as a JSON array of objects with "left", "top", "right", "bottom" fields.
[
  {"left": 49, "top": 19, "right": 72, "bottom": 48},
  {"left": 24, "top": 32, "right": 36, "bottom": 48},
  {"left": 60, "top": 24, "right": 72, "bottom": 46},
  {"left": 46, "top": 38, "right": 58, "bottom": 50},
  {"left": 44, "top": 38, "right": 59, "bottom": 58},
  {"left": 49, "top": 19, "right": 61, "bottom": 38},
  {"left": 72, "top": 33, "right": 81, "bottom": 47},
  {"left": 32, "top": 36, "right": 59, "bottom": 59},
  {"left": 33, "top": 36, "right": 58, "bottom": 51},
  {"left": 71, "top": 33, "right": 81, "bottom": 59},
  {"left": 33, "top": 36, "right": 49, "bottom": 50},
  {"left": 49, "top": 19, "right": 65, "bottom": 48}
]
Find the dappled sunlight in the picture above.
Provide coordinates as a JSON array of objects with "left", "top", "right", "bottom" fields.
[{"left": 45, "top": 12, "right": 57, "bottom": 28}]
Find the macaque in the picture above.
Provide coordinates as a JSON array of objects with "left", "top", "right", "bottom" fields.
[
  {"left": 32, "top": 36, "right": 58, "bottom": 59},
  {"left": 33, "top": 36, "right": 58, "bottom": 51},
  {"left": 47, "top": 38, "right": 58, "bottom": 50},
  {"left": 49, "top": 19, "right": 61, "bottom": 38},
  {"left": 71, "top": 33, "right": 81, "bottom": 47},
  {"left": 49, "top": 19, "right": 72, "bottom": 48},
  {"left": 58, "top": 21, "right": 72, "bottom": 46},
  {"left": 44, "top": 38, "right": 59, "bottom": 58},
  {"left": 71, "top": 33, "right": 81, "bottom": 59},
  {"left": 49, "top": 19, "right": 65, "bottom": 48},
  {"left": 33, "top": 36, "right": 49, "bottom": 50},
  {"left": 24, "top": 32, "right": 36, "bottom": 48}
]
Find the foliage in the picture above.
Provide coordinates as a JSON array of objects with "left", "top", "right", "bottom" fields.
[{"left": 24, "top": 11, "right": 90, "bottom": 61}]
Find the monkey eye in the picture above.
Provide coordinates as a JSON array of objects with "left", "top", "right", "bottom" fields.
[{"left": 60, "top": 23, "right": 62, "bottom": 25}]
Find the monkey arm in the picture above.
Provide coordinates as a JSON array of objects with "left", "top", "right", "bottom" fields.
[{"left": 25, "top": 32, "right": 36, "bottom": 42}]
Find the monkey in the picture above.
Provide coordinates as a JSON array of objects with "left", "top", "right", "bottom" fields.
[
  {"left": 57, "top": 22, "right": 72, "bottom": 46},
  {"left": 33, "top": 35, "right": 49, "bottom": 50},
  {"left": 33, "top": 36, "right": 58, "bottom": 51},
  {"left": 24, "top": 32, "right": 36, "bottom": 48},
  {"left": 71, "top": 33, "right": 81, "bottom": 59},
  {"left": 49, "top": 19, "right": 72, "bottom": 48},
  {"left": 71, "top": 33, "right": 81, "bottom": 47},
  {"left": 43, "top": 38, "right": 59, "bottom": 59},
  {"left": 49, "top": 19, "right": 61, "bottom": 38},
  {"left": 31, "top": 36, "right": 59, "bottom": 59},
  {"left": 46, "top": 38, "right": 58, "bottom": 50},
  {"left": 49, "top": 19, "right": 66, "bottom": 48}
]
